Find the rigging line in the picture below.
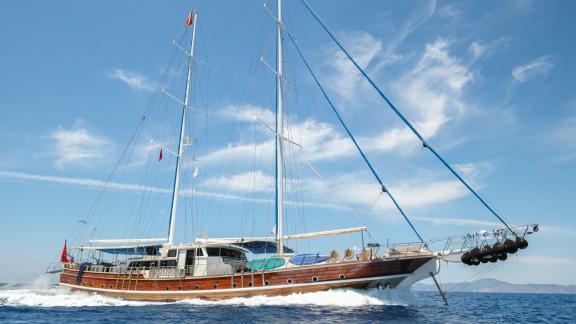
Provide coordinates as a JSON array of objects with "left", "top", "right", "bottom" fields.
[
  {"left": 71, "top": 115, "right": 147, "bottom": 247},
  {"left": 294, "top": 147, "right": 372, "bottom": 238},
  {"left": 285, "top": 31, "right": 423, "bottom": 243},
  {"left": 298, "top": 0, "right": 514, "bottom": 235}
]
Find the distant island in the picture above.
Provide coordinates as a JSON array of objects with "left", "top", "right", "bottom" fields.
[{"left": 414, "top": 278, "right": 576, "bottom": 294}]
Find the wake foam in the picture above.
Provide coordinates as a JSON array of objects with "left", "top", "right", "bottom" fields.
[
  {"left": 0, "top": 274, "right": 160, "bottom": 307},
  {"left": 1, "top": 277, "right": 411, "bottom": 308},
  {"left": 177, "top": 288, "right": 411, "bottom": 307}
]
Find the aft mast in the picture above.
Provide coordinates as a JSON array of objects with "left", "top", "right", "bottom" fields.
[
  {"left": 275, "top": 0, "right": 285, "bottom": 254},
  {"left": 167, "top": 10, "right": 198, "bottom": 246}
]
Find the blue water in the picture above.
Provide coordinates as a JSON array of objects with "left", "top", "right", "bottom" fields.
[{"left": 1, "top": 283, "right": 574, "bottom": 323}]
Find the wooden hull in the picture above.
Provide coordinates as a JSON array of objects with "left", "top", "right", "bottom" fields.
[{"left": 59, "top": 256, "right": 435, "bottom": 301}]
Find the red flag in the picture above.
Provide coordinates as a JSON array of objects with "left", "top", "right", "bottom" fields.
[
  {"left": 185, "top": 11, "right": 194, "bottom": 27},
  {"left": 60, "top": 240, "right": 69, "bottom": 263},
  {"left": 158, "top": 148, "right": 163, "bottom": 161}
]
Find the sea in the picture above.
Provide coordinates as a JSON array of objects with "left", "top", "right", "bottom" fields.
[{"left": 1, "top": 277, "right": 574, "bottom": 323}]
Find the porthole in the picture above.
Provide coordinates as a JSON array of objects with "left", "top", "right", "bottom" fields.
[
  {"left": 287, "top": 278, "right": 293, "bottom": 284},
  {"left": 110, "top": 285, "right": 114, "bottom": 289},
  {"left": 312, "top": 276, "right": 319, "bottom": 282},
  {"left": 248, "top": 282, "right": 253, "bottom": 287},
  {"left": 213, "top": 284, "right": 219, "bottom": 289},
  {"left": 264, "top": 280, "right": 270, "bottom": 286},
  {"left": 90, "top": 283, "right": 94, "bottom": 287},
  {"left": 232, "top": 283, "right": 237, "bottom": 288},
  {"left": 166, "top": 286, "right": 170, "bottom": 291},
  {"left": 178, "top": 286, "right": 182, "bottom": 291},
  {"left": 339, "top": 274, "right": 346, "bottom": 280},
  {"left": 101, "top": 284, "right": 105, "bottom": 288},
  {"left": 194, "top": 284, "right": 200, "bottom": 290}
]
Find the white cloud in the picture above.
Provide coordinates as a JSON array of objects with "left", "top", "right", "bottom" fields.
[
  {"left": 382, "top": 0, "right": 437, "bottom": 63},
  {"left": 254, "top": 168, "right": 469, "bottom": 217},
  {"left": 329, "top": 31, "right": 385, "bottom": 102},
  {"left": 210, "top": 36, "right": 478, "bottom": 164},
  {"left": 392, "top": 38, "right": 474, "bottom": 139},
  {"left": 512, "top": 56, "right": 554, "bottom": 82},
  {"left": 469, "top": 42, "right": 486, "bottom": 59},
  {"left": 0, "top": 170, "right": 348, "bottom": 211},
  {"left": 203, "top": 170, "right": 274, "bottom": 193},
  {"left": 546, "top": 99, "right": 576, "bottom": 163},
  {"left": 48, "top": 124, "right": 114, "bottom": 169},
  {"left": 453, "top": 161, "right": 493, "bottom": 184},
  {"left": 219, "top": 104, "right": 275, "bottom": 125},
  {"left": 0, "top": 169, "right": 168, "bottom": 194},
  {"left": 438, "top": 4, "right": 460, "bottom": 18},
  {"left": 326, "top": 176, "right": 468, "bottom": 214},
  {"left": 203, "top": 113, "right": 416, "bottom": 164},
  {"left": 0, "top": 169, "right": 523, "bottom": 230},
  {"left": 323, "top": 0, "right": 437, "bottom": 104},
  {"left": 413, "top": 216, "right": 497, "bottom": 227},
  {"left": 467, "top": 37, "right": 511, "bottom": 61},
  {"left": 108, "top": 68, "right": 157, "bottom": 91}
]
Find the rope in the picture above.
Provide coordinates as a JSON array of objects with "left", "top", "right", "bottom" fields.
[
  {"left": 285, "top": 30, "right": 423, "bottom": 243},
  {"left": 298, "top": 0, "right": 514, "bottom": 234}
]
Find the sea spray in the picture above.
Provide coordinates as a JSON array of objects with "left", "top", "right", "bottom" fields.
[
  {"left": 0, "top": 283, "right": 414, "bottom": 308},
  {"left": 176, "top": 288, "right": 412, "bottom": 307}
]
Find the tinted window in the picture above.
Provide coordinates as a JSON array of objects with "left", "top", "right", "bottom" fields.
[
  {"left": 160, "top": 260, "right": 176, "bottom": 267},
  {"left": 129, "top": 261, "right": 158, "bottom": 268},
  {"left": 145, "top": 246, "right": 159, "bottom": 255},
  {"left": 206, "top": 247, "right": 220, "bottom": 256},
  {"left": 167, "top": 250, "right": 177, "bottom": 257},
  {"left": 206, "top": 247, "right": 243, "bottom": 259}
]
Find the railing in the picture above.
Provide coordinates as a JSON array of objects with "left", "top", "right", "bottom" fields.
[
  {"left": 149, "top": 267, "right": 186, "bottom": 279},
  {"left": 427, "top": 224, "right": 539, "bottom": 256},
  {"left": 45, "top": 262, "right": 62, "bottom": 274}
]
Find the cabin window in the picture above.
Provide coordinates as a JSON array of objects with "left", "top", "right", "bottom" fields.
[
  {"left": 264, "top": 280, "right": 270, "bottom": 286},
  {"left": 129, "top": 260, "right": 158, "bottom": 269},
  {"left": 145, "top": 246, "right": 159, "bottom": 255},
  {"left": 167, "top": 249, "right": 177, "bottom": 257},
  {"left": 194, "top": 284, "right": 200, "bottom": 290},
  {"left": 185, "top": 250, "right": 195, "bottom": 266},
  {"left": 206, "top": 247, "right": 221, "bottom": 256},
  {"left": 312, "top": 276, "right": 319, "bottom": 282},
  {"left": 248, "top": 282, "right": 253, "bottom": 287},
  {"left": 206, "top": 247, "right": 244, "bottom": 259},
  {"left": 232, "top": 283, "right": 237, "bottom": 288},
  {"left": 213, "top": 284, "right": 218, "bottom": 289},
  {"left": 287, "top": 278, "right": 293, "bottom": 284},
  {"left": 339, "top": 274, "right": 346, "bottom": 280},
  {"left": 160, "top": 260, "right": 177, "bottom": 267}
]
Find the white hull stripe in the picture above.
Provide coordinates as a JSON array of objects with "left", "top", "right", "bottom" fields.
[{"left": 60, "top": 273, "right": 411, "bottom": 295}]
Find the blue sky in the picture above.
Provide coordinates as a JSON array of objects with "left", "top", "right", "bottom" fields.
[{"left": 1, "top": 0, "right": 575, "bottom": 285}]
